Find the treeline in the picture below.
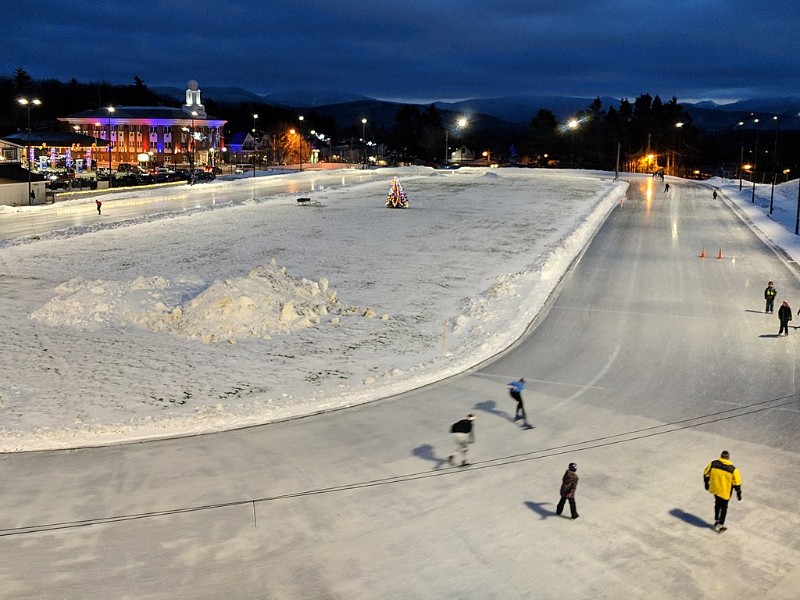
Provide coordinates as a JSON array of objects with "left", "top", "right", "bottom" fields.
[{"left": 2, "top": 68, "right": 798, "bottom": 175}]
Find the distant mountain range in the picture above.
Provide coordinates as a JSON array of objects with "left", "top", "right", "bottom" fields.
[{"left": 153, "top": 86, "right": 800, "bottom": 132}]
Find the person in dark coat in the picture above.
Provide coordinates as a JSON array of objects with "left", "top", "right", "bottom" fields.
[
  {"left": 96, "top": 199, "right": 102, "bottom": 215},
  {"left": 556, "top": 462, "right": 580, "bottom": 519},
  {"left": 778, "top": 300, "right": 792, "bottom": 336},
  {"left": 764, "top": 281, "right": 777, "bottom": 313},
  {"left": 664, "top": 183, "right": 670, "bottom": 193},
  {"left": 448, "top": 414, "right": 475, "bottom": 467}
]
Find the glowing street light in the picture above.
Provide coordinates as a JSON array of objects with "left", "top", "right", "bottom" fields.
[
  {"left": 737, "top": 120, "right": 745, "bottom": 190},
  {"left": 674, "top": 122, "right": 684, "bottom": 176},
  {"left": 568, "top": 119, "right": 580, "bottom": 168},
  {"left": 770, "top": 115, "right": 778, "bottom": 214},
  {"left": 252, "top": 113, "right": 259, "bottom": 177},
  {"left": 106, "top": 106, "right": 115, "bottom": 188},
  {"left": 444, "top": 116, "right": 468, "bottom": 167},
  {"left": 751, "top": 118, "right": 760, "bottom": 203},
  {"left": 298, "top": 115, "right": 304, "bottom": 171},
  {"left": 18, "top": 97, "right": 41, "bottom": 204}
]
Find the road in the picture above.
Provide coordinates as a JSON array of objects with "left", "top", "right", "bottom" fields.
[{"left": 0, "top": 175, "right": 798, "bottom": 599}]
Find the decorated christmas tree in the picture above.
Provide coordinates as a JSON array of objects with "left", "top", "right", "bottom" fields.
[{"left": 385, "top": 176, "right": 410, "bottom": 209}]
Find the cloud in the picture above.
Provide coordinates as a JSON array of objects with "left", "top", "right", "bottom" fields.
[{"left": 2, "top": 0, "right": 798, "bottom": 103}]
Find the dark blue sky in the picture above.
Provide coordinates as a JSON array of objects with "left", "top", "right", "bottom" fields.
[{"left": 4, "top": 0, "right": 799, "bottom": 104}]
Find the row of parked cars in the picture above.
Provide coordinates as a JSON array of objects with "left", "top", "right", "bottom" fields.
[
  {"left": 43, "top": 164, "right": 224, "bottom": 191},
  {"left": 96, "top": 164, "right": 221, "bottom": 186}
]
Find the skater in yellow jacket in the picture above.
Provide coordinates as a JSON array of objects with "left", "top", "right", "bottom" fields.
[{"left": 703, "top": 450, "right": 742, "bottom": 532}]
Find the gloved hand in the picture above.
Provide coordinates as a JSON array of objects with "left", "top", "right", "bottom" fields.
[
  {"left": 704, "top": 482, "right": 709, "bottom": 491},
  {"left": 736, "top": 491, "right": 742, "bottom": 501}
]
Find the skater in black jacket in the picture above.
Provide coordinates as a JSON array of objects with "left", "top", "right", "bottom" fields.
[
  {"left": 778, "top": 300, "right": 792, "bottom": 336},
  {"left": 556, "top": 462, "right": 580, "bottom": 519},
  {"left": 448, "top": 414, "right": 475, "bottom": 467}
]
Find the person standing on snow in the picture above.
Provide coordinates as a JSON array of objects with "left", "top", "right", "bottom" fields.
[
  {"left": 448, "top": 414, "right": 475, "bottom": 467},
  {"left": 664, "top": 183, "right": 670, "bottom": 193},
  {"left": 778, "top": 300, "right": 792, "bottom": 336},
  {"left": 764, "top": 281, "right": 777, "bottom": 313},
  {"left": 556, "top": 462, "right": 580, "bottom": 520},
  {"left": 507, "top": 378, "right": 530, "bottom": 426},
  {"left": 96, "top": 199, "right": 102, "bottom": 215},
  {"left": 703, "top": 450, "right": 742, "bottom": 533}
]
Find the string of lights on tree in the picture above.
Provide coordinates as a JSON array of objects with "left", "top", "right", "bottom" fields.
[{"left": 386, "top": 177, "right": 409, "bottom": 209}]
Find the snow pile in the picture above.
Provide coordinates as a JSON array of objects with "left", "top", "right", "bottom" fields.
[{"left": 31, "top": 259, "right": 384, "bottom": 344}]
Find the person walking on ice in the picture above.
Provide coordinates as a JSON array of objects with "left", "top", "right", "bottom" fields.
[
  {"left": 448, "top": 414, "right": 475, "bottom": 467},
  {"left": 556, "top": 462, "right": 579, "bottom": 519},
  {"left": 96, "top": 199, "right": 102, "bottom": 215},
  {"left": 764, "top": 281, "right": 777, "bottom": 313},
  {"left": 507, "top": 378, "right": 531, "bottom": 428},
  {"left": 703, "top": 450, "right": 742, "bottom": 533},
  {"left": 778, "top": 300, "right": 792, "bottom": 336}
]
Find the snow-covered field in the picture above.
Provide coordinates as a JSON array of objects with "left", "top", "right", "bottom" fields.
[{"left": 1, "top": 167, "right": 798, "bottom": 453}]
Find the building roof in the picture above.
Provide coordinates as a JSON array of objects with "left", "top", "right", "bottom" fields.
[
  {"left": 2, "top": 131, "right": 109, "bottom": 147},
  {"left": 60, "top": 106, "right": 226, "bottom": 126}
]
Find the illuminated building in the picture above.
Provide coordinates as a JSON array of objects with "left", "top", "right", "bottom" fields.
[{"left": 58, "top": 81, "right": 226, "bottom": 170}]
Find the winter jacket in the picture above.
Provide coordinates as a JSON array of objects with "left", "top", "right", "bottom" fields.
[
  {"left": 778, "top": 304, "right": 792, "bottom": 323},
  {"left": 703, "top": 458, "right": 742, "bottom": 501},
  {"left": 508, "top": 380, "right": 525, "bottom": 394},
  {"left": 560, "top": 470, "right": 579, "bottom": 498},
  {"left": 451, "top": 419, "right": 474, "bottom": 435},
  {"left": 765, "top": 286, "right": 777, "bottom": 300}
]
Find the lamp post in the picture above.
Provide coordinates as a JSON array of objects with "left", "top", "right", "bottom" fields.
[
  {"left": 298, "top": 115, "right": 304, "bottom": 171},
  {"left": 769, "top": 115, "right": 778, "bottom": 214},
  {"left": 751, "top": 117, "right": 759, "bottom": 203},
  {"left": 252, "top": 113, "right": 258, "bottom": 178},
  {"left": 444, "top": 116, "right": 468, "bottom": 167},
  {"left": 106, "top": 106, "right": 115, "bottom": 188},
  {"left": 674, "top": 122, "right": 684, "bottom": 176},
  {"left": 188, "top": 110, "right": 198, "bottom": 185},
  {"left": 568, "top": 119, "right": 579, "bottom": 168},
  {"left": 17, "top": 97, "right": 41, "bottom": 205},
  {"left": 737, "top": 121, "right": 745, "bottom": 190},
  {"left": 361, "top": 118, "right": 367, "bottom": 167}
]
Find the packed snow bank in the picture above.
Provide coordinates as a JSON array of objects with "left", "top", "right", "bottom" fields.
[{"left": 31, "top": 260, "right": 384, "bottom": 344}]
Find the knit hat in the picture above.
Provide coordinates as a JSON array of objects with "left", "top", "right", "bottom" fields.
[
  {"left": 568, "top": 462, "right": 577, "bottom": 472},
  {"left": 721, "top": 450, "right": 730, "bottom": 459}
]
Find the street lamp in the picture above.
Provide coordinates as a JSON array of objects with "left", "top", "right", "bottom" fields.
[
  {"left": 737, "top": 121, "right": 745, "bottom": 190},
  {"left": 188, "top": 110, "right": 198, "bottom": 185},
  {"left": 444, "top": 116, "right": 468, "bottom": 167},
  {"left": 751, "top": 117, "right": 759, "bottom": 203},
  {"left": 106, "top": 106, "right": 115, "bottom": 188},
  {"left": 674, "top": 122, "right": 684, "bottom": 176},
  {"left": 361, "top": 118, "right": 367, "bottom": 167},
  {"left": 770, "top": 115, "right": 778, "bottom": 214},
  {"left": 17, "top": 97, "right": 41, "bottom": 205},
  {"left": 568, "top": 119, "right": 580, "bottom": 168},
  {"left": 298, "top": 115, "right": 304, "bottom": 171},
  {"left": 252, "top": 113, "right": 258, "bottom": 177}
]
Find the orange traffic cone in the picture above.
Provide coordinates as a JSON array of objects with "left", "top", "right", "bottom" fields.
[
  {"left": 717, "top": 249, "right": 724, "bottom": 260},
  {"left": 700, "top": 248, "right": 706, "bottom": 258}
]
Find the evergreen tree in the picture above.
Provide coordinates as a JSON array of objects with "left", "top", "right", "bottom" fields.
[{"left": 386, "top": 177, "right": 409, "bottom": 208}]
